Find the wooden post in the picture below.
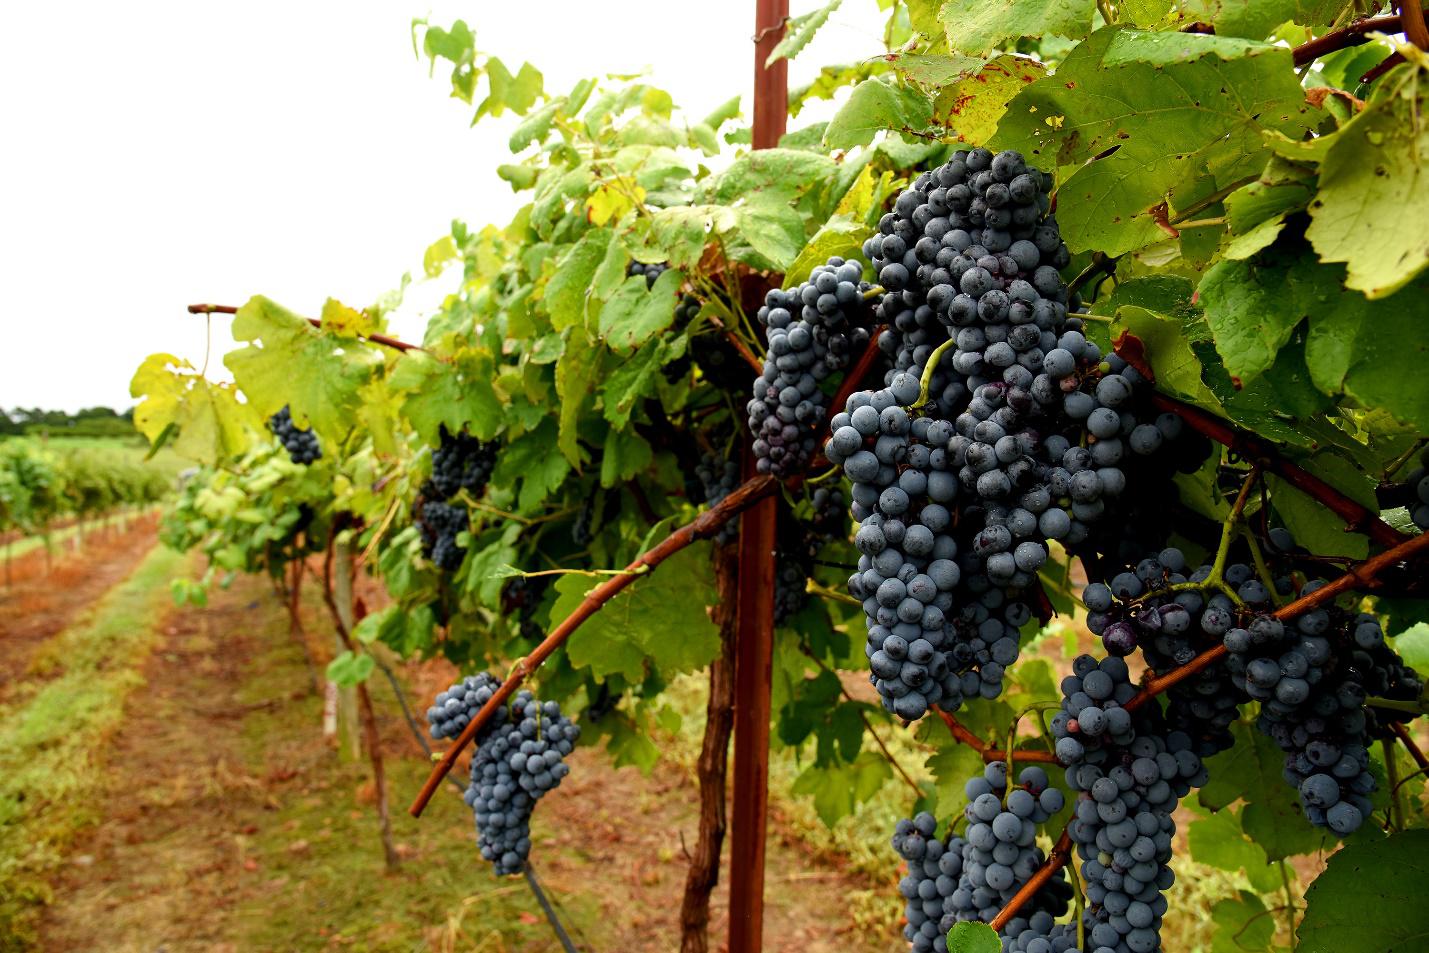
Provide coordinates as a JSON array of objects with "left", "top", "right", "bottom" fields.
[{"left": 727, "top": 6, "right": 787, "bottom": 952}]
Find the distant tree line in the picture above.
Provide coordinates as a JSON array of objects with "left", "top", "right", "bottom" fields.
[{"left": 0, "top": 407, "right": 137, "bottom": 438}]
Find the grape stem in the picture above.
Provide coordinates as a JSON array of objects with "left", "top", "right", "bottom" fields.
[
  {"left": 913, "top": 338, "right": 956, "bottom": 411},
  {"left": 987, "top": 529, "right": 1429, "bottom": 931},
  {"left": 1004, "top": 702, "right": 1065, "bottom": 800},
  {"left": 1134, "top": 469, "right": 1259, "bottom": 609},
  {"left": 1391, "top": 722, "right": 1429, "bottom": 773},
  {"left": 1289, "top": 14, "right": 1405, "bottom": 66},
  {"left": 1383, "top": 739, "right": 1407, "bottom": 831},
  {"left": 1365, "top": 696, "right": 1429, "bottom": 715},
  {"left": 934, "top": 708, "right": 1059, "bottom": 764},
  {"left": 408, "top": 473, "right": 782, "bottom": 817}
]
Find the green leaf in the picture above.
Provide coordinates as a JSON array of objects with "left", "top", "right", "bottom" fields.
[
  {"left": 926, "top": 741, "right": 987, "bottom": 820},
  {"left": 704, "top": 149, "right": 837, "bottom": 204},
  {"left": 1112, "top": 306, "right": 1223, "bottom": 410},
  {"left": 1192, "top": 0, "right": 1342, "bottom": 39},
  {"left": 1269, "top": 471, "right": 1369, "bottom": 560},
  {"left": 792, "top": 751, "right": 890, "bottom": 826},
  {"left": 224, "top": 296, "right": 383, "bottom": 438},
  {"left": 559, "top": 543, "right": 720, "bottom": 681},
  {"left": 1306, "top": 64, "right": 1429, "bottom": 298},
  {"left": 701, "top": 95, "right": 742, "bottom": 131},
  {"left": 1298, "top": 829, "right": 1429, "bottom": 953},
  {"left": 1392, "top": 623, "right": 1429, "bottom": 673},
  {"left": 939, "top": 0, "right": 1095, "bottom": 55},
  {"left": 945, "top": 921, "right": 1001, "bottom": 953},
  {"left": 823, "top": 78, "right": 934, "bottom": 151},
  {"left": 994, "top": 29, "right": 1311, "bottom": 256},
  {"left": 598, "top": 269, "right": 682, "bottom": 351},
  {"left": 327, "top": 650, "right": 374, "bottom": 687},
  {"left": 734, "top": 198, "right": 807, "bottom": 270},
  {"left": 130, "top": 354, "right": 258, "bottom": 465},
  {"left": 546, "top": 228, "right": 613, "bottom": 331},
  {"left": 931, "top": 54, "right": 1047, "bottom": 146},
  {"left": 1202, "top": 721, "right": 1327, "bottom": 860},
  {"left": 1304, "top": 272, "right": 1429, "bottom": 432},
  {"left": 784, "top": 217, "right": 872, "bottom": 287},
  {"left": 475, "top": 58, "right": 543, "bottom": 120},
  {"left": 766, "top": 0, "right": 843, "bottom": 66},
  {"left": 1199, "top": 249, "right": 1321, "bottom": 385},
  {"left": 389, "top": 349, "right": 504, "bottom": 444},
  {"left": 649, "top": 205, "right": 738, "bottom": 269},
  {"left": 602, "top": 339, "right": 671, "bottom": 429},
  {"left": 1187, "top": 806, "right": 1280, "bottom": 893},
  {"left": 509, "top": 98, "right": 563, "bottom": 152},
  {"left": 1210, "top": 892, "right": 1275, "bottom": 953},
  {"left": 554, "top": 331, "right": 599, "bottom": 466},
  {"left": 598, "top": 427, "right": 653, "bottom": 488}
]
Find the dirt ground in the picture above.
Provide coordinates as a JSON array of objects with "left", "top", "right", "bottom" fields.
[
  {"left": 16, "top": 534, "right": 891, "bottom": 952},
  {"left": 0, "top": 513, "right": 161, "bottom": 702}
]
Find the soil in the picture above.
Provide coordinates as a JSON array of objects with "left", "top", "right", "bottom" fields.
[
  {"left": 28, "top": 550, "right": 889, "bottom": 952},
  {"left": 0, "top": 513, "right": 161, "bottom": 702}
]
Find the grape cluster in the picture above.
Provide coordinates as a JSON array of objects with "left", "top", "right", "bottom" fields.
[
  {"left": 893, "top": 812, "right": 968, "bottom": 953},
  {"left": 426, "top": 426, "right": 500, "bottom": 501},
  {"left": 1082, "top": 549, "right": 1271, "bottom": 757},
  {"left": 773, "top": 487, "right": 847, "bottom": 624},
  {"left": 891, "top": 766, "right": 1071, "bottom": 953},
  {"left": 268, "top": 406, "right": 322, "bottom": 464},
  {"left": 959, "top": 763, "right": 1071, "bottom": 922},
  {"left": 626, "top": 259, "right": 668, "bottom": 288},
  {"left": 1052, "top": 655, "right": 1203, "bottom": 953},
  {"left": 1223, "top": 578, "right": 1422, "bottom": 835},
  {"left": 1386, "top": 446, "right": 1429, "bottom": 530},
  {"left": 427, "top": 674, "right": 580, "bottom": 876},
  {"left": 1001, "top": 915, "right": 1082, "bottom": 953},
  {"left": 417, "top": 500, "right": 469, "bottom": 571},
  {"left": 501, "top": 574, "right": 551, "bottom": 642},
  {"left": 748, "top": 257, "right": 871, "bottom": 477},
  {"left": 695, "top": 452, "right": 742, "bottom": 545}
]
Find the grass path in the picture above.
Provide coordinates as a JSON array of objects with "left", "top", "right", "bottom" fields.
[
  {"left": 0, "top": 543, "right": 185, "bottom": 948},
  {"left": 30, "top": 570, "right": 888, "bottom": 952}
]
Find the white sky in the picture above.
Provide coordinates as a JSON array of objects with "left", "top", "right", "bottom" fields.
[{"left": 0, "top": 1, "right": 889, "bottom": 413}]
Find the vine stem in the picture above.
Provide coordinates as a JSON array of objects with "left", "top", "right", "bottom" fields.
[
  {"left": 408, "top": 473, "right": 781, "bottom": 817},
  {"left": 1290, "top": 14, "right": 1404, "bottom": 66},
  {"left": 988, "top": 529, "right": 1429, "bottom": 932},
  {"left": 914, "top": 338, "right": 956, "bottom": 409},
  {"left": 1147, "top": 392, "right": 1410, "bottom": 549},
  {"left": 187, "top": 303, "right": 420, "bottom": 352},
  {"left": 1391, "top": 721, "right": 1429, "bottom": 772},
  {"left": 935, "top": 708, "right": 1059, "bottom": 764},
  {"left": 801, "top": 646, "right": 924, "bottom": 797}
]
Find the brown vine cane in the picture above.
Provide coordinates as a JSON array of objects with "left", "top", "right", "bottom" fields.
[{"left": 408, "top": 473, "right": 781, "bottom": 817}]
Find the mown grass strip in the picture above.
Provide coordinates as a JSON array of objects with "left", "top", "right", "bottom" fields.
[{"left": 0, "top": 542, "right": 183, "bottom": 950}]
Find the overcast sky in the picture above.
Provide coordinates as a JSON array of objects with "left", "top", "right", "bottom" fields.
[{"left": 0, "top": 2, "right": 888, "bottom": 413}]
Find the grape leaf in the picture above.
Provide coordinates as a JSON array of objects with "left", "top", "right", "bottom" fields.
[
  {"left": 931, "top": 54, "right": 1047, "bottom": 145},
  {"left": 130, "top": 354, "right": 258, "bottom": 465},
  {"left": 766, "top": 0, "right": 843, "bottom": 66},
  {"left": 389, "top": 349, "right": 504, "bottom": 444},
  {"left": 545, "top": 228, "right": 613, "bottom": 331},
  {"left": 784, "top": 216, "right": 872, "bottom": 287},
  {"left": 938, "top": 0, "right": 1095, "bottom": 55},
  {"left": 1199, "top": 247, "right": 1324, "bottom": 385},
  {"left": 225, "top": 296, "right": 384, "bottom": 439},
  {"left": 1112, "top": 306, "right": 1223, "bottom": 410},
  {"left": 993, "top": 29, "right": 1311, "bottom": 256},
  {"left": 792, "top": 751, "right": 890, "bottom": 826},
  {"left": 598, "top": 427, "right": 653, "bottom": 488},
  {"left": 1269, "top": 471, "right": 1369, "bottom": 559},
  {"left": 1210, "top": 892, "right": 1275, "bottom": 953},
  {"left": 1392, "top": 623, "right": 1429, "bottom": 672},
  {"left": 945, "top": 921, "right": 1001, "bottom": 953},
  {"left": 1187, "top": 805, "right": 1281, "bottom": 893},
  {"left": 1202, "top": 721, "right": 1326, "bottom": 860},
  {"left": 597, "top": 269, "right": 682, "bottom": 351},
  {"left": 926, "top": 739, "right": 989, "bottom": 820},
  {"left": 1305, "top": 60, "right": 1429, "bottom": 298},
  {"left": 1298, "top": 829, "right": 1429, "bottom": 953},
  {"left": 554, "top": 330, "right": 600, "bottom": 467},
  {"left": 559, "top": 542, "right": 720, "bottom": 681},
  {"left": 1187, "top": 0, "right": 1342, "bottom": 39},
  {"left": 823, "top": 78, "right": 934, "bottom": 150},
  {"left": 1304, "top": 272, "right": 1429, "bottom": 432}
]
